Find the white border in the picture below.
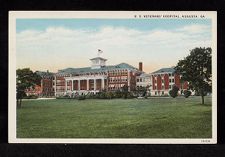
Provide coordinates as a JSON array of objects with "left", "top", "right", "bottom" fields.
[{"left": 8, "top": 11, "right": 217, "bottom": 144}]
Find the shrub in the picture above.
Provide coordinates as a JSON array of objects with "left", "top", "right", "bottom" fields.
[
  {"left": 115, "top": 90, "right": 122, "bottom": 98},
  {"left": 57, "top": 94, "right": 73, "bottom": 99},
  {"left": 63, "top": 95, "right": 70, "bottom": 98},
  {"left": 24, "top": 95, "right": 38, "bottom": 99},
  {"left": 99, "top": 92, "right": 107, "bottom": 99},
  {"left": 169, "top": 85, "right": 179, "bottom": 98},
  {"left": 106, "top": 92, "right": 114, "bottom": 99},
  {"left": 127, "top": 92, "right": 134, "bottom": 99},
  {"left": 183, "top": 90, "right": 191, "bottom": 98},
  {"left": 122, "top": 93, "right": 127, "bottom": 99},
  {"left": 77, "top": 95, "right": 86, "bottom": 100}
]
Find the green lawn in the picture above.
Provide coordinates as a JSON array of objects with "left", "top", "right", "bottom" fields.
[{"left": 17, "top": 96, "right": 212, "bottom": 138}]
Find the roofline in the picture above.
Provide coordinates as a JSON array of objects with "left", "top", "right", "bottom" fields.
[{"left": 90, "top": 57, "right": 107, "bottom": 61}]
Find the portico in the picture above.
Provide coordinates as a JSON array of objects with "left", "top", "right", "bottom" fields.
[{"left": 65, "top": 76, "right": 107, "bottom": 94}]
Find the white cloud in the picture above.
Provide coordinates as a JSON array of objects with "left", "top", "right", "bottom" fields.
[
  {"left": 16, "top": 24, "right": 211, "bottom": 72},
  {"left": 177, "top": 24, "right": 211, "bottom": 34}
]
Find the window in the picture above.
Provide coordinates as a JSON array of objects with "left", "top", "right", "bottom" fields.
[
  {"left": 162, "top": 91, "right": 164, "bottom": 95},
  {"left": 169, "top": 79, "right": 171, "bottom": 83},
  {"left": 172, "top": 79, "right": 175, "bottom": 83},
  {"left": 169, "top": 85, "right": 172, "bottom": 89},
  {"left": 137, "top": 79, "right": 139, "bottom": 82},
  {"left": 155, "top": 91, "right": 157, "bottom": 95},
  {"left": 169, "top": 73, "right": 171, "bottom": 77}
]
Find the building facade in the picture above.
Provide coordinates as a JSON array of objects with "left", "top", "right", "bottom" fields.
[
  {"left": 36, "top": 71, "right": 55, "bottom": 97},
  {"left": 150, "top": 67, "right": 189, "bottom": 96},
  {"left": 25, "top": 85, "right": 42, "bottom": 96},
  {"left": 33, "top": 57, "right": 192, "bottom": 97},
  {"left": 136, "top": 73, "right": 151, "bottom": 88},
  {"left": 53, "top": 57, "right": 142, "bottom": 97}
]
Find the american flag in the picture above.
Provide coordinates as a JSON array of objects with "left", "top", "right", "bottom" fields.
[
  {"left": 98, "top": 49, "right": 103, "bottom": 56},
  {"left": 98, "top": 49, "right": 103, "bottom": 53}
]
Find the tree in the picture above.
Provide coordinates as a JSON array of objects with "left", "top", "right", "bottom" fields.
[
  {"left": 183, "top": 90, "right": 191, "bottom": 98},
  {"left": 136, "top": 86, "right": 148, "bottom": 97},
  {"left": 16, "top": 68, "right": 41, "bottom": 108},
  {"left": 169, "top": 85, "right": 179, "bottom": 98},
  {"left": 121, "top": 85, "right": 129, "bottom": 99},
  {"left": 175, "top": 47, "right": 212, "bottom": 104}
]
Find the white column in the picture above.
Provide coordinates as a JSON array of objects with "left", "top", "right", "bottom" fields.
[
  {"left": 94, "top": 79, "right": 96, "bottom": 91},
  {"left": 65, "top": 80, "right": 67, "bottom": 92},
  {"left": 128, "top": 70, "right": 131, "bottom": 92},
  {"left": 87, "top": 79, "right": 89, "bottom": 90},
  {"left": 72, "top": 80, "right": 74, "bottom": 91},
  {"left": 78, "top": 80, "right": 80, "bottom": 90},
  {"left": 54, "top": 76, "right": 57, "bottom": 96},
  {"left": 101, "top": 78, "right": 104, "bottom": 90},
  {"left": 41, "top": 79, "right": 43, "bottom": 96}
]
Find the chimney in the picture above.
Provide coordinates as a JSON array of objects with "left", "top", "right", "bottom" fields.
[{"left": 139, "top": 62, "right": 143, "bottom": 71}]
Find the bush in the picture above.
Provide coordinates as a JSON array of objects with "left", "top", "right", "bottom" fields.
[
  {"left": 127, "top": 92, "right": 134, "bottom": 99},
  {"left": 56, "top": 95, "right": 71, "bottom": 99},
  {"left": 106, "top": 92, "right": 114, "bottom": 99},
  {"left": 85, "top": 93, "right": 95, "bottom": 99},
  {"left": 122, "top": 93, "right": 127, "bottom": 99},
  {"left": 24, "top": 95, "right": 38, "bottom": 99},
  {"left": 183, "top": 90, "right": 191, "bottom": 98},
  {"left": 169, "top": 85, "right": 179, "bottom": 98},
  {"left": 99, "top": 92, "right": 107, "bottom": 99},
  {"left": 115, "top": 90, "right": 122, "bottom": 98},
  {"left": 77, "top": 95, "right": 86, "bottom": 100}
]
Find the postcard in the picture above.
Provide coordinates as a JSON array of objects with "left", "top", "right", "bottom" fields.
[{"left": 9, "top": 11, "right": 217, "bottom": 143}]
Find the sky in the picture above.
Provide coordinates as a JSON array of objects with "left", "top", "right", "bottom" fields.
[{"left": 16, "top": 18, "right": 212, "bottom": 73}]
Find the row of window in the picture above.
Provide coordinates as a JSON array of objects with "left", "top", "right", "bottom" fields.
[
  {"left": 137, "top": 78, "right": 141, "bottom": 82},
  {"left": 109, "top": 78, "right": 127, "bottom": 82},
  {"left": 154, "top": 78, "right": 175, "bottom": 84},
  {"left": 56, "top": 87, "right": 65, "bottom": 90},
  {"left": 153, "top": 73, "right": 175, "bottom": 78},
  {"left": 108, "top": 70, "right": 128, "bottom": 76},
  {"left": 56, "top": 80, "right": 65, "bottom": 82},
  {"left": 137, "top": 78, "right": 150, "bottom": 82},
  {"left": 57, "top": 89, "right": 65, "bottom": 92},
  {"left": 108, "top": 86, "right": 122, "bottom": 90},
  {"left": 43, "top": 88, "right": 54, "bottom": 92},
  {"left": 42, "top": 82, "right": 52, "bottom": 87},
  {"left": 56, "top": 83, "right": 65, "bottom": 86},
  {"left": 108, "top": 73, "right": 128, "bottom": 76},
  {"left": 153, "top": 85, "right": 173, "bottom": 90},
  {"left": 155, "top": 91, "right": 165, "bottom": 95}
]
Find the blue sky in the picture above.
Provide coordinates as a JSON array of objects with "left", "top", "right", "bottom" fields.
[
  {"left": 16, "top": 18, "right": 212, "bottom": 73},
  {"left": 16, "top": 18, "right": 211, "bottom": 32}
]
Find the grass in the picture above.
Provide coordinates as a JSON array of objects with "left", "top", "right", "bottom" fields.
[{"left": 17, "top": 96, "right": 212, "bottom": 138}]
